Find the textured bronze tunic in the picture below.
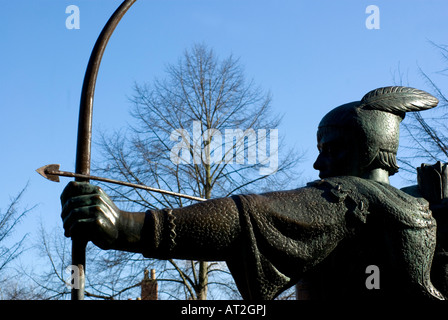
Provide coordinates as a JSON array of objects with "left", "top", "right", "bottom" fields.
[{"left": 142, "top": 176, "right": 441, "bottom": 300}]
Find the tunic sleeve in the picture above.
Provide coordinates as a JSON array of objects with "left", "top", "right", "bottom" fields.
[{"left": 141, "top": 196, "right": 242, "bottom": 261}]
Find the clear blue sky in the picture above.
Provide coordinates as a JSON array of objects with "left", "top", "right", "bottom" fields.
[{"left": 1, "top": 0, "right": 448, "bottom": 276}]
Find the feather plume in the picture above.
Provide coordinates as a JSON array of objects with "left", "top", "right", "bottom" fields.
[{"left": 359, "top": 86, "right": 438, "bottom": 115}]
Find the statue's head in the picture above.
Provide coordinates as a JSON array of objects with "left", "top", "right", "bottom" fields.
[{"left": 313, "top": 86, "right": 438, "bottom": 180}]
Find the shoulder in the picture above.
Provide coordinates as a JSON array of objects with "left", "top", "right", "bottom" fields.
[
  {"left": 306, "top": 176, "right": 382, "bottom": 203},
  {"left": 307, "top": 177, "right": 435, "bottom": 227},
  {"left": 308, "top": 177, "right": 427, "bottom": 204}
]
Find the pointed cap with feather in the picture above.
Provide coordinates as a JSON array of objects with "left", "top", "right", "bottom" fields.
[
  {"left": 359, "top": 86, "right": 438, "bottom": 116},
  {"left": 318, "top": 86, "right": 438, "bottom": 174}
]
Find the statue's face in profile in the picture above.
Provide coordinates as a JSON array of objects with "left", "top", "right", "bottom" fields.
[{"left": 313, "top": 128, "right": 361, "bottom": 179}]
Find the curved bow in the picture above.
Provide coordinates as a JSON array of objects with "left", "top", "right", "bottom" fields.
[{"left": 72, "top": 0, "right": 137, "bottom": 300}]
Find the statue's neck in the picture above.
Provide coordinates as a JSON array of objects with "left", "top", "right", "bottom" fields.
[{"left": 362, "top": 168, "right": 390, "bottom": 184}]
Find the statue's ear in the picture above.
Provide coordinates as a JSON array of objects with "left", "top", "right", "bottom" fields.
[{"left": 359, "top": 86, "right": 439, "bottom": 117}]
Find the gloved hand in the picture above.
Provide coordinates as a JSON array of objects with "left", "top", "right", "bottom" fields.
[{"left": 60, "top": 181, "right": 145, "bottom": 251}]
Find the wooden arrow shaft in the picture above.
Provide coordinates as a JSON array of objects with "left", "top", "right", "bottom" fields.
[{"left": 44, "top": 167, "right": 206, "bottom": 202}]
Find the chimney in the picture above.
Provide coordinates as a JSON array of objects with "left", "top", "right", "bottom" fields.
[{"left": 141, "top": 269, "right": 158, "bottom": 300}]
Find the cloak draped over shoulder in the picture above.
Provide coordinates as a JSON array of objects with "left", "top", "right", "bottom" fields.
[{"left": 142, "top": 176, "right": 442, "bottom": 300}]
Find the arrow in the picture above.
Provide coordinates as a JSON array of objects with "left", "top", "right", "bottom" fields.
[{"left": 37, "top": 164, "right": 206, "bottom": 202}]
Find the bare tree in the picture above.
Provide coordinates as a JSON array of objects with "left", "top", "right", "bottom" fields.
[
  {"left": 399, "top": 42, "right": 448, "bottom": 178},
  {"left": 0, "top": 186, "right": 31, "bottom": 273},
  {"left": 91, "top": 43, "right": 302, "bottom": 300},
  {"left": 0, "top": 185, "right": 36, "bottom": 299}
]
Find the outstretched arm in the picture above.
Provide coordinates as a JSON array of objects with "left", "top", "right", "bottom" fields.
[
  {"left": 60, "top": 181, "right": 241, "bottom": 260},
  {"left": 60, "top": 176, "right": 445, "bottom": 300}
]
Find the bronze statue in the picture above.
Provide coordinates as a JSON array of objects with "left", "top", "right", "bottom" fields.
[{"left": 60, "top": 86, "right": 448, "bottom": 300}]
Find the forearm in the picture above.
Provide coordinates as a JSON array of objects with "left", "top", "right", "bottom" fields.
[
  {"left": 114, "top": 210, "right": 147, "bottom": 253},
  {"left": 141, "top": 196, "right": 242, "bottom": 261}
]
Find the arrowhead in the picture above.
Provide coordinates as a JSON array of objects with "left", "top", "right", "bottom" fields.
[{"left": 36, "top": 164, "right": 61, "bottom": 182}]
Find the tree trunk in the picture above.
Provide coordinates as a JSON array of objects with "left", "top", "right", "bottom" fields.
[
  {"left": 196, "top": 261, "right": 208, "bottom": 300},
  {"left": 194, "top": 163, "right": 212, "bottom": 300}
]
